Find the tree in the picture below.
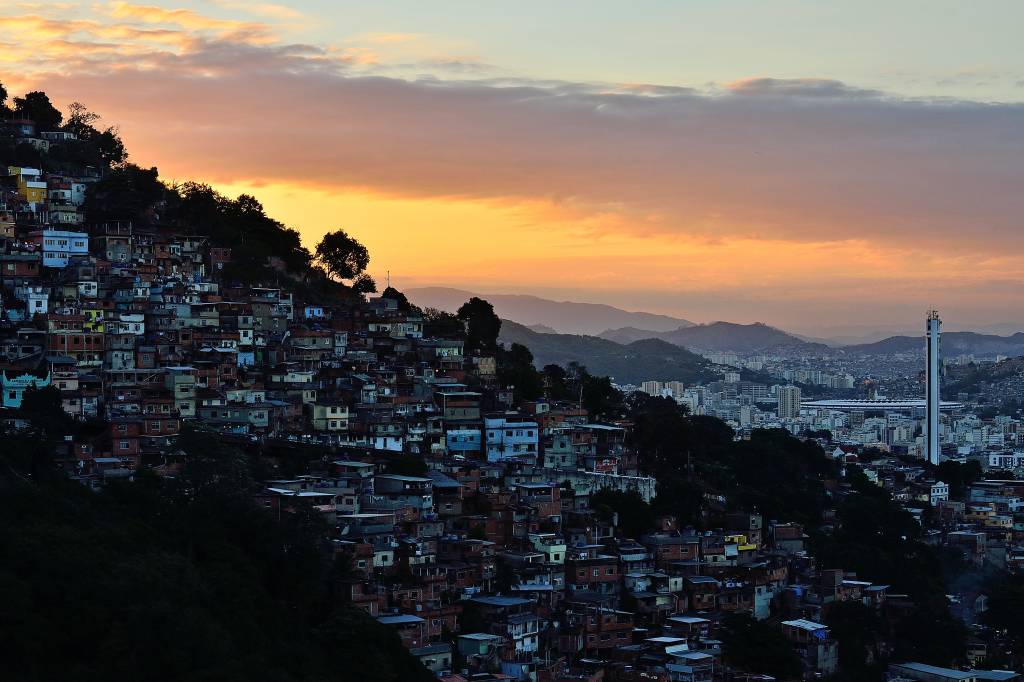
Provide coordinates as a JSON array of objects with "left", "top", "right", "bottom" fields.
[
  {"left": 591, "top": 489, "right": 655, "bottom": 539},
  {"left": 720, "top": 614, "right": 803, "bottom": 680},
  {"left": 352, "top": 273, "right": 377, "bottom": 294},
  {"left": 935, "top": 460, "right": 982, "bottom": 500},
  {"left": 84, "top": 164, "right": 164, "bottom": 224},
  {"left": 13, "top": 91, "right": 62, "bottom": 131},
  {"left": 380, "top": 286, "right": 410, "bottom": 309},
  {"left": 422, "top": 307, "right": 463, "bottom": 338},
  {"left": 0, "top": 428, "right": 434, "bottom": 681},
  {"left": 0, "top": 80, "right": 10, "bottom": 117},
  {"left": 581, "top": 373, "right": 621, "bottom": 419},
  {"left": 457, "top": 297, "right": 501, "bottom": 353},
  {"left": 18, "top": 384, "right": 73, "bottom": 434},
  {"left": 64, "top": 101, "right": 100, "bottom": 138},
  {"left": 173, "top": 425, "right": 252, "bottom": 501},
  {"left": 94, "top": 126, "right": 127, "bottom": 167},
  {"left": 497, "top": 342, "right": 543, "bottom": 401},
  {"left": 825, "top": 601, "right": 884, "bottom": 679},
  {"left": 314, "top": 229, "right": 371, "bottom": 283},
  {"left": 542, "top": 364, "right": 572, "bottom": 401}
]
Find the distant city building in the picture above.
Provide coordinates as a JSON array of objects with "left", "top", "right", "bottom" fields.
[
  {"left": 640, "top": 380, "right": 663, "bottom": 396},
  {"left": 926, "top": 310, "right": 941, "bottom": 465},
  {"left": 778, "top": 385, "right": 801, "bottom": 419}
]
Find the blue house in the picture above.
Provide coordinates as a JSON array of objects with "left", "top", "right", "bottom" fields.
[{"left": 2, "top": 370, "right": 51, "bottom": 409}]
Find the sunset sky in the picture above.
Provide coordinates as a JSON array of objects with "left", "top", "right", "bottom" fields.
[{"left": 3, "top": 1, "right": 1024, "bottom": 334}]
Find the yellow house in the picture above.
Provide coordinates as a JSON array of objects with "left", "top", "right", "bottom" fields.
[
  {"left": 83, "top": 307, "right": 106, "bottom": 332},
  {"left": 8, "top": 166, "right": 47, "bottom": 205}
]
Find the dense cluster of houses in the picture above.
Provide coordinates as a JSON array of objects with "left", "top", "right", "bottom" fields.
[
  {"left": 1, "top": 151, "right": 1020, "bottom": 681},
  {"left": 838, "top": 451, "right": 1024, "bottom": 578}
]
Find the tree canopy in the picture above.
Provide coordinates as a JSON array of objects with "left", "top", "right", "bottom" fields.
[
  {"left": 0, "top": 425, "right": 433, "bottom": 682},
  {"left": 457, "top": 297, "right": 501, "bottom": 353},
  {"left": 14, "top": 90, "right": 62, "bottom": 131},
  {"left": 314, "top": 229, "right": 376, "bottom": 294}
]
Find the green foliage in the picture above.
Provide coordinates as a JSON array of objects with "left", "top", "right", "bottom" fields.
[
  {"left": 421, "top": 307, "right": 463, "bottom": 338},
  {"left": 808, "top": 464, "right": 970, "bottom": 666},
  {"left": 726, "top": 429, "right": 838, "bottom": 525},
  {"left": 580, "top": 370, "right": 621, "bottom": 420},
  {"left": 497, "top": 342, "right": 543, "bottom": 401},
  {"left": 385, "top": 454, "right": 429, "bottom": 477},
  {"left": 14, "top": 90, "right": 62, "bottom": 131},
  {"left": 0, "top": 429, "right": 432, "bottom": 682},
  {"left": 542, "top": 364, "right": 572, "bottom": 400},
  {"left": 651, "top": 476, "right": 704, "bottom": 528},
  {"left": 890, "top": 602, "right": 969, "bottom": 668},
  {"left": 18, "top": 385, "right": 73, "bottom": 433},
  {"left": 720, "top": 613, "right": 803, "bottom": 680},
  {"left": 591, "top": 488, "right": 655, "bottom": 539},
  {"left": 982, "top": 572, "right": 1024, "bottom": 670},
  {"left": 315, "top": 229, "right": 370, "bottom": 282},
  {"left": 825, "top": 601, "right": 884, "bottom": 680},
  {"left": 380, "top": 286, "right": 410, "bottom": 309},
  {"left": 540, "top": 362, "right": 623, "bottom": 418},
  {"left": 85, "top": 164, "right": 165, "bottom": 224},
  {"left": 633, "top": 396, "right": 840, "bottom": 529},
  {"left": 934, "top": 460, "right": 982, "bottom": 500},
  {"left": 631, "top": 394, "right": 733, "bottom": 477},
  {"left": 63, "top": 101, "right": 127, "bottom": 167},
  {"left": 457, "top": 297, "right": 501, "bottom": 353}
]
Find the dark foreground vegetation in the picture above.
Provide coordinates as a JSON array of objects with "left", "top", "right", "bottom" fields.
[{"left": 0, "top": 423, "right": 432, "bottom": 682}]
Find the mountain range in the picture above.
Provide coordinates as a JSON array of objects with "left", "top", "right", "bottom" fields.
[
  {"left": 844, "top": 332, "right": 1024, "bottom": 357},
  {"left": 497, "top": 320, "right": 718, "bottom": 384},
  {"left": 408, "top": 286, "right": 1024, "bottom": 358},
  {"left": 406, "top": 287, "right": 693, "bottom": 335},
  {"left": 598, "top": 322, "right": 824, "bottom": 353}
]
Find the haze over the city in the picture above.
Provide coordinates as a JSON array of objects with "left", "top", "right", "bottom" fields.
[{"left": 5, "top": 0, "right": 1024, "bottom": 330}]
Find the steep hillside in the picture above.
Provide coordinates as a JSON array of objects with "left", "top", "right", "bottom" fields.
[
  {"left": 407, "top": 287, "right": 694, "bottom": 335},
  {"left": 498, "top": 320, "right": 718, "bottom": 384},
  {"left": 944, "top": 356, "right": 1024, "bottom": 397}
]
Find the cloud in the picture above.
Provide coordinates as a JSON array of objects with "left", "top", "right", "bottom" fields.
[
  {"left": 5, "top": 2, "right": 1024, "bottom": 326},
  {"left": 362, "top": 32, "right": 422, "bottom": 44},
  {"left": 51, "top": 47, "right": 1019, "bottom": 251},
  {"left": 6, "top": 5, "right": 1021, "bottom": 256},
  {"left": 45, "top": 51, "right": 1019, "bottom": 253},
  {"left": 212, "top": 2, "right": 305, "bottom": 22},
  {"left": 725, "top": 77, "right": 881, "bottom": 98}
]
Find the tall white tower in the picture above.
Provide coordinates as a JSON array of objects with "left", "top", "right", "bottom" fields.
[{"left": 925, "top": 310, "right": 941, "bottom": 465}]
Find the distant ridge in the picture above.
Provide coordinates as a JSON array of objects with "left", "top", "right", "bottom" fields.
[
  {"left": 405, "top": 286, "right": 694, "bottom": 335},
  {"left": 497, "top": 320, "right": 717, "bottom": 385},
  {"left": 844, "top": 331, "right": 1024, "bottom": 357},
  {"left": 599, "top": 321, "right": 822, "bottom": 354}
]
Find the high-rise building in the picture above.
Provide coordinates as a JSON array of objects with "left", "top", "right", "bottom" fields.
[
  {"left": 640, "top": 380, "right": 663, "bottom": 396},
  {"left": 778, "top": 385, "right": 801, "bottom": 419},
  {"left": 926, "top": 310, "right": 942, "bottom": 465},
  {"left": 665, "top": 381, "right": 685, "bottom": 397}
]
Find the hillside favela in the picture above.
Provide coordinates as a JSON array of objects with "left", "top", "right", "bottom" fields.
[{"left": 4, "top": 3, "right": 1024, "bottom": 682}]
